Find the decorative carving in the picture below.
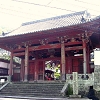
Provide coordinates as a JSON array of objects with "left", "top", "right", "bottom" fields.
[
  {"left": 18, "top": 45, "right": 21, "bottom": 49},
  {"left": 71, "top": 38, "right": 76, "bottom": 42},
  {"left": 61, "top": 37, "right": 64, "bottom": 43},
  {"left": 6, "top": 44, "right": 18, "bottom": 50},
  {"left": 39, "top": 39, "right": 48, "bottom": 45}
]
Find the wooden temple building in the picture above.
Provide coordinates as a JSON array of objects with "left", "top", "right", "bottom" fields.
[{"left": 0, "top": 11, "right": 100, "bottom": 82}]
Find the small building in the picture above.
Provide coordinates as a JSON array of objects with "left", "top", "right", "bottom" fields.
[
  {"left": 0, "top": 11, "right": 100, "bottom": 82},
  {"left": 0, "top": 49, "right": 21, "bottom": 81}
]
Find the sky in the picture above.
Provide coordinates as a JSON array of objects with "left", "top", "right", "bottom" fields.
[{"left": 0, "top": 0, "right": 100, "bottom": 31}]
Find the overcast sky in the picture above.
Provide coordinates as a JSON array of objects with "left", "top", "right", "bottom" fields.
[{"left": 0, "top": 0, "right": 100, "bottom": 30}]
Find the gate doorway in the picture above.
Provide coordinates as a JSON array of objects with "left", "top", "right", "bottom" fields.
[{"left": 45, "top": 60, "right": 60, "bottom": 80}]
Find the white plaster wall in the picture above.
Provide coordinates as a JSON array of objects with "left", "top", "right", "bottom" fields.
[{"left": 0, "top": 62, "right": 10, "bottom": 74}]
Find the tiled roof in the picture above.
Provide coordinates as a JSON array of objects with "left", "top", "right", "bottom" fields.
[{"left": 5, "top": 11, "right": 90, "bottom": 36}]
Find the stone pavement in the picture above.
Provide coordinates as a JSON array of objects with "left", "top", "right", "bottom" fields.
[
  {"left": 0, "top": 98, "right": 91, "bottom": 100},
  {"left": 0, "top": 96, "right": 91, "bottom": 100}
]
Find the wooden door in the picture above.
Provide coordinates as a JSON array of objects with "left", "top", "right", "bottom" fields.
[
  {"left": 13, "top": 68, "right": 20, "bottom": 81},
  {"left": 28, "top": 62, "right": 35, "bottom": 81},
  {"left": 72, "top": 57, "right": 83, "bottom": 74},
  {"left": 38, "top": 61, "right": 44, "bottom": 80},
  {"left": 78, "top": 58, "right": 83, "bottom": 74},
  {"left": 72, "top": 59, "right": 79, "bottom": 72},
  {"left": 13, "top": 73, "right": 20, "bottom": 81}
]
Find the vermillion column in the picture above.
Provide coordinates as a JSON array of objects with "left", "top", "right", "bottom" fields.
[
  {"left": 20, "top": 59, "right": 24, "bottom": 81},
  {"left": 9, "top": 52, "right": 13, "bottom": 82},
  {"left": 82, "top": 39, "right": 87, "bottom": 79},
  {"left": 87, "top": 45, "right": 90, "bottom": 73},
  {"left": 24, "top": 46, "right": 29, "bottom": 82},
  {"left": 61, "top": 41, "right": 66, "bottom": 81},
  {"left": 34, "top": 61, "right": 38, "bottom": 81}
]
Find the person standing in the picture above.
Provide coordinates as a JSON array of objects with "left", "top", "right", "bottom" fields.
[{"left": 87, "top": 86, "right": 99, "bottom": 100}]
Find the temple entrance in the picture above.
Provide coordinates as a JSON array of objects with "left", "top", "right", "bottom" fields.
[{"left": 44, "top": 60, "right": 60, "bottom": 81}]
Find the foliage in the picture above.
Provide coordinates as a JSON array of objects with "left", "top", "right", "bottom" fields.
[
  {"left": 0, "top": 54, "right": 21, "bottom": 64},
  {"left": 66, "top": 84, "right": 73, "bottom": 96}
]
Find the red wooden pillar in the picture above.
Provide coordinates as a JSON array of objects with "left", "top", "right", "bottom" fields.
[
  {"left": 24, "top": 46, "right": 29, "bottom": 82},
  {"left": 43, "top": 61, "right": 45, "bottom": 80},
  {"left": 68, "top": 57, "right": 72, "bottom": 74},
  {"left": 20, "top": 59, "right": 24, "bottom": 81},
  {"left": 87, "top": 45, "right": 90, "bottom": 73},
  {"left": 61, "top": 42, "right": 66, "bottom": 80},
  {"left": 82, "top": 39, "right": 87, "bottom": 78},
  {"left": 9, "top": 52, "right": 13, "bottom": 82},
  {"left": 66, "top": 57, "right": 71, "bottom": 74},
  {"left": 34, "top": 61, "right": 38, "bottom": 81}
]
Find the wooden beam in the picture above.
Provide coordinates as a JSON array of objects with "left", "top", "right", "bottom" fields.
[
  {"left": 13, "top": 48, "right": 25, "bottom": 52},
  {"left": 13, "top": 41, "right": 82, "bottom": 52},
  {"left": 0, "top": 45, "right": 11, "bottom": 52},
  {"left": 65, "top": 46, "right": 82, "bottom": 51},
  {"left": 29, "top": 43, "right": 61, "bottom": 51},
  {"left": 65, "top": 41, "right": 82, "bottom": 46},
  {"left": 13, "top": 52, "right": 25, "bottom": 56}
]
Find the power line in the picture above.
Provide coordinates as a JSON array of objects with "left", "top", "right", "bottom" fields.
[
  {"left": 12, "top": 0, "right": 76, "bottom": 12},
  {"left": 0, "top": 4, "right": 57, "bottom": 16},
  {"left": 0, "top": 0, "right": 99, "bottom": 32},
  {"left": 1, "top": 0, "right": 100, "bottom": 18},
  {"left": 0, "top": 11, "right": 34, "bottom": 20},
  {"left": 0, "top": 5, "right": 59, "bottom": 21},
  {"left": 1, "top": 0, "right": 100, "bottom": 17},
  {"left": 12, "top": 0, "right": 100, "bottom": 18},
  {"left": 0, "top": 8, "right": 90, "bottom": 23},
  {"left": 56, "top": 0, "right": 100, "bottom": 16},
  {"left": 46, "top": 0, "right": 54, "bottom": 5},
  {"left": 0, "top": 3, "right": 85, "bottom": 20},
  {"left": 0, "top": 4, "right": 99, "bottom": 29},
  {"left": 75, "top": 0, "right": 100, "bottom": 7}
]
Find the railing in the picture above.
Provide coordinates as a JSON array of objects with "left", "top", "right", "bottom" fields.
[
  {"left": 0, "top": 81, "right": 9, "bottom": 91},
  {"left": 66, "top": 73, "right": 94, "bottom": 81},
  {"left": 66, "top": 73, "right": 94, "bottom": 92}
]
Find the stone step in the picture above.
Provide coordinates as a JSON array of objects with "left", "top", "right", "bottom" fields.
[
  {"left": 0, "top": 82, "right": 65, "bottom": 98},
  {"left": 0, "top": 92, "right": 63, "bottom": 98}
]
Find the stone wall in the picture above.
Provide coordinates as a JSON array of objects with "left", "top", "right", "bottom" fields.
[{"left": 94, "top": 65, "right": 100, "bottom": 91}]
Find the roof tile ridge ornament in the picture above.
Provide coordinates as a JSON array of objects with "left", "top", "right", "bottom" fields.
[{"left": 81, "top": 10, "right": 91, "bottom": 23}]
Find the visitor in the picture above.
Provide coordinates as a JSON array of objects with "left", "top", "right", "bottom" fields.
[{"left": 87, "top": 86, "right": 99, "bottom": 100}]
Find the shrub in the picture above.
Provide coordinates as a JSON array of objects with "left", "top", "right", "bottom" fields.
[{"left": 66, "top": 84, "right": 73, "bottom": 96}]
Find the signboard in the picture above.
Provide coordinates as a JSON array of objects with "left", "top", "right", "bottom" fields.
[
  {"left": 73, "top": 72, "right": 78, "bottom": 95},
  {"left": 94, "top": 50, "right": 100, "bottom": 65}
]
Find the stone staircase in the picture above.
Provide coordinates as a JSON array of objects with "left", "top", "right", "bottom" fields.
[{"left": 0, "top": 81, "right": 65, "bottom": 98}]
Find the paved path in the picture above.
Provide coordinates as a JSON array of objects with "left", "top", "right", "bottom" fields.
[{"left": 0, "top": 97, "right": 91, "bottom": 100}]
